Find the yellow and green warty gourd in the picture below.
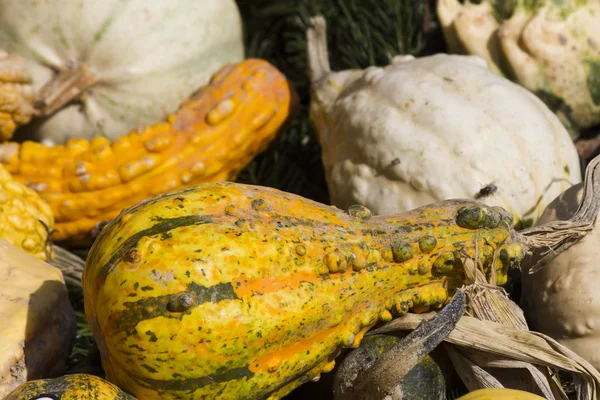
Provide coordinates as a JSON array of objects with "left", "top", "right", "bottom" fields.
[
  {"left": 83, "top": 182, "right": 525, "bottom": 400},
  {"left": 0, "top": 164, "right": 54, "bottom": 260}
]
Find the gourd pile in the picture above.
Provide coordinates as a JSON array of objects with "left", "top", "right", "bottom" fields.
[{"left": 2, "top": 1, "right": 600, "bottom": 399}]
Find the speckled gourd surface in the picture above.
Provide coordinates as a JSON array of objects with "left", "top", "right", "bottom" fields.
[
  {"left": 83, "top": 181, "right": 524, "bottom": 400},
  {"left": 4, "top": 373, "right": 136, "bottom": 400},
  {"left": 0, "top": 59, "right": 293, "bottom": 246}
]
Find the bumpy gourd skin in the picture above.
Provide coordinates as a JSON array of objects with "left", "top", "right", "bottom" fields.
[
  {"left": 4, "top": 373, "right": 137, "bottom": 400},
  {"left": 83, "top": 182, "right": 523, "bottom": 400},
  {"left": 0, "top": 164, "right": 54, "bottom": 260},
  {"left": 0, "top": 50, "right": 35, "bottom": 141},
  {"left": 0, "top": 59, "right": 293, "bottom": 245}
]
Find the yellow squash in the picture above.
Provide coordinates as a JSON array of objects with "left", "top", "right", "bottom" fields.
[
  {"left": 457, "top": 388, "right": 546, "bottom": 400},
  {"left": 4, "top": 373, "right": 137, "bottom": 399},
  {"left": 0, "top": 164, "right": 54, "bottom": 260}
]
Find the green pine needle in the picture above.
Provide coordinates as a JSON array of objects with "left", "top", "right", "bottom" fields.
[{"left": 235, "top": 0, "right": 443, "bottom": 202}]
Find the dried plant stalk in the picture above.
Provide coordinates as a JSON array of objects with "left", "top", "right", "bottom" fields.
[
  {"left": 518, "top": 154, "right": 600, "bottom": 272},
  {"left": 370, "top": 313, "right": 600, "bottom": 400}
]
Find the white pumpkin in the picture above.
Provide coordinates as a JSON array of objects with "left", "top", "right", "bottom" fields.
[
  {"left": 521, "top": 182, "right": 600, "bottom": 371},
  {"left": 307, "top": 17, "right": 581, "bottom": 227},
  {"left": 0, "top": 0, "right": 244, "bottom": 144}
]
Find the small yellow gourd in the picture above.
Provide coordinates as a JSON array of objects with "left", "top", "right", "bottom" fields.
[
  {"left": 456, "top": 388, "right": 546, "bottom": 400},
  {"left": 0, "top": 164, "right": 54, "bottom": 260}
]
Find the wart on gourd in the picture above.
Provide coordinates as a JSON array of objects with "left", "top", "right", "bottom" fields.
[{"left": 84, "top": 180, "right": 535, "bottom": 399}]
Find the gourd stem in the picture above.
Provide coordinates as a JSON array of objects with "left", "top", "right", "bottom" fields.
[
  {"left": 34, "top": 62, "right": 98, "bottom": 117},
  {"left": 349, "top": 291, "right": 466, "bottom": 400},
  {"left": 518, "top": 154, "right": 600, "bottom": 272},
  {"left": 306, "top": 16, "right": 332, "bottom": 87}
]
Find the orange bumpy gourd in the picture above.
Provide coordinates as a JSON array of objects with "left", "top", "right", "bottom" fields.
[{"left": 0, "top": 59, "right": 294, "bottom": 244}]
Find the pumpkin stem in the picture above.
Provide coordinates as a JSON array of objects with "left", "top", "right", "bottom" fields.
[
  {"left": 34, "top": 62, "right": 98, "bottom": 117},
  {"left": 349, "top": 290, "right": 466, "bottom": 400},
  {"left": 517, "top": 154, "right": 600, "bottom": 272},
  {"left": 306, "top": 16, "right": 332, "bottom": 87}
]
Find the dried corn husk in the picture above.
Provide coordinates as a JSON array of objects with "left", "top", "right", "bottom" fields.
[
  {"left": 369, "top": 313, "right": 600, "bottom": 400},
  {"left": 455, "top": 244, "right": 561, "bottom": 398}
]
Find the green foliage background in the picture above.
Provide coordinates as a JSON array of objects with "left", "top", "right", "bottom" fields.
[{"left": 234, "top": 0, "right": 445, "bottom": 204}]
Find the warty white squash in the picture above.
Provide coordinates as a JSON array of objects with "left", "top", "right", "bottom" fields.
[
  {"left": 307, "top": 16, "right": 581, "bottom": 228},
  {"left": 438, "top": 0, "right": 600, "bottom": 132},
  {"left": 0, "top": 0, "right": 244, "bottom": 144}
]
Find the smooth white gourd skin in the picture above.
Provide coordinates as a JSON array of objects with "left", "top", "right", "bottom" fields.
[
  {"left": 0, "top": 0, "right": 244, "bottom": 143},
  {"left": 521, "top": 183, "right": 600, "bottom": 371},
  {"left": 310, "top": 53, "right": 581, "bottom": 226}
]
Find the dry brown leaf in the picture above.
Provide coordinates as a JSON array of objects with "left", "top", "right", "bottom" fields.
[{"left": 369, "top": 313, "right": 600, "bottom": 400}]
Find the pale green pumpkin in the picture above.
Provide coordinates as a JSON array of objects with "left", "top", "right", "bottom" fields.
[{"left": 438, "top": 0, "right": 600, "bottom": 132}]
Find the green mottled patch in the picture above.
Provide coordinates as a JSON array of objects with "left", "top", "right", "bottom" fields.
[
  {"left": 113, "top": 282, "right": 239, "bottom": 335},
  {"left": 491, "top": 0, "right": 516, "bottom": 22},
  {"left": 98, "top": 215, "right": 213, "bottom": 284},
  {"left": 586, "top": 60, "right": 600, "bottom": 105},
  {"left": 136, "top": 366, "right": 254, "bottom": 392},
  {"left": 534, "top": 88, "right": 577, "bottom": 136},
  {"left": 520, "top": 0, "right": 547, "bottom": 14}
]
